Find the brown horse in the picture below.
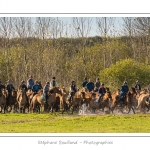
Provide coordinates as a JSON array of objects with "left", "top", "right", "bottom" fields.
[
  {"left": 59, "top": 87, "right": 83, "bottom": 114},
  {"left": 30, "top": 89, "right": 43, "bottom": 113},
  {"left": 110, "top": 87, "right": 136, "bottom": 114},
  {"left": 6, "top": 90, "right": 18, "bottom": 113},
  {"left": 18, "top": 88, "right": 29, "bottom": 113},
  {"left": 26, "top": 89, "right": 33, "bottom": 103},
  {"left": 89, "top": 87, "right": 112, "bottom": 113},
  {"left": 46, "top": 87, "right": 62, "bottom": 113},
  {"left": 0, "top": 89, "right": 7, "bottom": 113},
  {"left": 137, "top": 93, "right": 149, "bottom": 113}
]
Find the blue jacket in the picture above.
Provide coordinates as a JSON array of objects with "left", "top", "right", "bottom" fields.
[
  {"left": 120, "top": 85, "right": 129, "bottom": 93},
  {"left": 32, "top": 84, "right": 41, "bottom": 93},
  {"left": 86, "top": 82, "right": 94, "bottom": 92},
  {"left": 82, "top": 81, "right": 88, "bottom": 87},
  {"left": 27, "top": 79, "right": 34, "bottom": 89}
]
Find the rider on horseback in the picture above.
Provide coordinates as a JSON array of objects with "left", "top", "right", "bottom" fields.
[
  {"left": 86, "top": 79, "right": 94, "bottom": 92},
  {"left": 27, "top": 75, "right": 34, "bottom": 90},
  {"left": 43, "top": 82, "right": 50, "bottom": 103},
  {"left": 50, "top": 77, "right": 58, "bottom": 89},
  {"left": 0, "top": 81, "right": 5, "bottom": 91},
  {"left": 82, "top": 78, "right": 88, "bottom": 88},
  {"left": 32, "top": 80, "right": 41, "bottom": 94},
  {"left": 119, "top": 81, "right": 129, "bottom": 104},
  {"left": 17, "top": 80, "right": 28, "bottom": 102},
  {"left": 6, "top": 80, "right": 15, "bottom": 106},
  {"left": 98, "top": 83, "right": 106, "bottom": 103},
  {"left": 68, "top": 81, "right": 77, "bottom": 103},
  {"left": 94, "top": 78, "right": 101, "bottom": 92},
  {"left": 135, "top": 80, "right": 141, "bottom": 90}
]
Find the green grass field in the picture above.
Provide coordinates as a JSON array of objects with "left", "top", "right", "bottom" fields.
[{"left": 0, "top": 113, "right": 150, "bottom": 133}]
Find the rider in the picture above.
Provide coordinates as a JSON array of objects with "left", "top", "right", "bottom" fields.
[
  {"left": 135, "top": 80, "right": 141, "bottom": 90},
  {"left": 32, "top": 80, "right": 41, "bottom": 94},
  {"left": 119, "top": 81, "right": 129, "bottom": 104},
  {"left": 94, "top": 77, "right": 101, "bottom": 92},
  {"left": 17, "top": 80, "right": 28, "bottom": 101},
  {"left": 43, "top": 82, "right": 50, "bottom": 103},
  {"left": 82, "top": 78, "right": 88, "bottom": 87},
  {"left": 50, "top": 77, "right": 58, "bottom": 89},
  {"left": 27, "top": 75, "right": 34, "bottom": 90},
  {"left": 0, "top": 81, "right": 5, "bottom": 91},
  {"left": 68, "top": 81, "right": 77, "bottom": 102},
  {"left": 6, "top": 80, "right": 15, "bottom": 106},
  {"left": 86, "top": 79, "right": 94, "bottom": 92},
  {"left": 98, "top": 83, "right": 106, "bottom": 103},
  {"left": 19, "top": 80, "right": 28, "bottom": 91}
]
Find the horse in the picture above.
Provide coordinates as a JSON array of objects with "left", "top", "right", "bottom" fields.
[
  {"left": 137, "top": 92, "right": 149, "bottom": 113},
  {"left": 0, "top": 89, "right": 7, "bottom": 113},
  {"left": 6, "top": 90, "right": 18, "bottom": 113},
  {"left": 110, "top": 87, "right": 136, "bottom": 114},
  {"left": 18, "top": 88, "right": 29, "bottom": 113},
  {"left": 89, "top": 87, "right": 112, "bottom": 114},
  {"left": 109, "top": 89, "right": 120, "bottom": 113},
  {"left": 59, "top": 87, "right": 83, "bottom": 114},
  {"left": 30, "top": 89, "right": 43, "bottom": 113},
  {"left": 45, "top": 87, "right": 62, "bottom": 113}
]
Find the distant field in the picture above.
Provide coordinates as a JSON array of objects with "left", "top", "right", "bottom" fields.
[{"left": 0, "top": 113, "right": 150, "bottom": 133}]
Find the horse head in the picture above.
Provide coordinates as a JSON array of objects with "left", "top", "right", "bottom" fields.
[
  {"left": 129, "top": 87, "right": 137, "bottom": 95},
  {"left": 12, "top": 90, "right": 17, "bottom": 97},
  {"left": 1, "top": 89, "right": 7, "bottom": 98},
  {"left": 49, "top": 87, "right": 62, "bottom": 95}
]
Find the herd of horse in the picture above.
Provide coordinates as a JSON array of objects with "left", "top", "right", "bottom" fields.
[{"left": 0, "top": 86, "right": 150, "bottom": 115}]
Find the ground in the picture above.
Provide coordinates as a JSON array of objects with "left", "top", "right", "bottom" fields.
[{"left": 0, "top": 112, "right": 150, "bottom": 133}]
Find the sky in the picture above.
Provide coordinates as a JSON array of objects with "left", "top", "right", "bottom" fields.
[{"left": 58, "top": 17, "right": 124, "bottom": 37}]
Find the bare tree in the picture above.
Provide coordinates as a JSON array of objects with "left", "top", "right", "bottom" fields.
[
  {"left": 96, "top": 17, "right": 115, "bottom": 68},
  {"left": 71, "top": 17, "right": 93, "bottom": 77}
]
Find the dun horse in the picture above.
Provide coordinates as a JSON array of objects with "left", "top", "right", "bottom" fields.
[{"left": 0, "top": 89, "right": 7, "bottom": 113}]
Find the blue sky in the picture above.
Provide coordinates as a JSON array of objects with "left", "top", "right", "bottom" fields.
[{"left": 58, "top": 17, "right": 124, "bottom": 37}]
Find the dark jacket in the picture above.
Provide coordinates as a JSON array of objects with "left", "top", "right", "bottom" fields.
[
  {"left": 19, "top": 84, "right": 28, "bottom": 92},
  {"left": 86, "top": 82, "right": 94, "bottom": 92},
  {"left": 120, "top": 85, "right": 129, "bottom": 93},
  {"left": 70, "top": 84, "right": 77, "bottom": 93},
  {"left": 135, "top": 84, "right": 141, "bottom": 90},
  {"left": 32, "top": 84, "right": 41, "bottom": 93},
  {"left": 43, "top": 85, "right": 49, "bottom": 94},
  {"left": 82, "top": 81, "right": 88, "bottom": 87},
  {"left": 98, "top": 87, "right": 106, "bottom": 96},
  {"left": 0, "top": 84, "right": 5, "bottom": 91},
  {"left": 6, "top": 84, "right": 15, "bottom": 93},
  {"left": 94, "top": 81, "right": 100, "bottom": 89}
]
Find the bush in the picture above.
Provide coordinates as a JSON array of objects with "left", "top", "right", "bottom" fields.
[{"left": 99, "top": 59, "right": 150, "bottom": 91}]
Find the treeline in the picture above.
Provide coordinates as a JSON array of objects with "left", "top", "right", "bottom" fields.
[{"left": 0, "top": 17, "right": 150, "bottom": 90}]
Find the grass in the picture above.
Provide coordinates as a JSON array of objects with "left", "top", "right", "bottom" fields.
[{"left": 0, "top": 113, "right": 150, "bottom": 133}]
